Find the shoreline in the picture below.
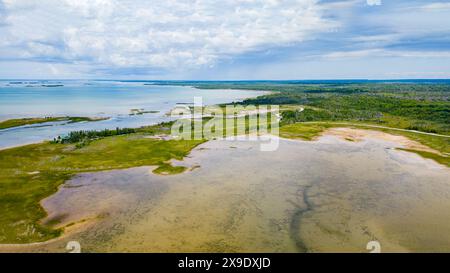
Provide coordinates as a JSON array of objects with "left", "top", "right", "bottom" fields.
[
  {"left": 0, "top": 86, "right": 269, "bottom": 149},
  {"left": 1, "top": 121, "right": 448, "bottom": 159},
  {"left": 0, "top": 116, "right": 109, "bottom": 130},
  {"left": 2, "top": 121, "right": 448, "bottom": 172},
  {"left": 320, "top": 127, "right": 443, "bottom": 155},
  {"left": 1, "top": 127, "right": 448, "bottom": 251},
  {"left": 1, "top": 84, "right": 448, "bottom": 249}
]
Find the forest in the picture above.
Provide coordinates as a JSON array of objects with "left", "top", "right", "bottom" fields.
[{"left": 189, "top": 82, "right": 450, "bottom": 134}]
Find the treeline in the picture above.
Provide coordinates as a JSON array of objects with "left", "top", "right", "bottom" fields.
[
  {"left": 308, "top": 94, "right": 450, "bottom": 125},
  {"left": 231, "top": 83, "right": 449, "bottom": 134},
  {"left": 194, "top": 82, "right": 450, "bottom": 97},
  {"left": 281, "top": 108, "right": 382, "bottom": 125},
  {"left": 52, "top": 127, "right": 136, "bottom": 144}
]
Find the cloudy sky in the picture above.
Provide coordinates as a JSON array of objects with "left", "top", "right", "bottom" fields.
[{"left": 0, "top": 0, "right": 449, "bottom": 79}]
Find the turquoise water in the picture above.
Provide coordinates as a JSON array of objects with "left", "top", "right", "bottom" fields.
[{"left": 0, "top": 80, "right": 265, "bottom": 148}]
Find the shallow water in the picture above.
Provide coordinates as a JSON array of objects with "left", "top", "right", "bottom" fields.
[
  {"left": 6, "top": 135, "right": 449, "bottom": 253},
  {"left": 0, "top": 80, "right": 265, "bottom": 148}
]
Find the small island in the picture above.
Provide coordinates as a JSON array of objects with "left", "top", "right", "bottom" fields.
[
  {"left": 129, "top": 108, "right": 160, "bottom": 115},
  {"left": 41, "top": 84, "right": 64, "bottom": 87},
  {"left": 0, "top": 116, "right": 109, "bottom": 130}
]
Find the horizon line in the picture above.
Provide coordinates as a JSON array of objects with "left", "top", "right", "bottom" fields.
[{"left": 1, "top": 78, "right": 450, "bottom": 82}]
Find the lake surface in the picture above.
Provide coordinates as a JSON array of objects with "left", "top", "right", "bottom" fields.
[
  {"left": 0, "top": 80, "right": 265, "bottom": 148},
  {"left": 4, "top": 135, "right": 449, "bottom": 253}
]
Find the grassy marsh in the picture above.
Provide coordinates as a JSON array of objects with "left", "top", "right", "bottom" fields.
[
  {"left": 1, "top": 81, "right": 449, "bottom": 245},
  {"left": 0, "top": 122, "right": 204, "bottom": 243}
]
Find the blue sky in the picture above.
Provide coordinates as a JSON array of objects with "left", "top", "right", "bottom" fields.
[{"left": 0, "top": 0, "right": 449, "bottom": 79}]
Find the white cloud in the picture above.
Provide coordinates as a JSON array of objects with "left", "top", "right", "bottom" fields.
[
  {"left": 366, "top": 0, "right": 381, "bottom": 6},
  {"left": 420, "top": 2, "right": 450, "bottom": 10},
  {"left": 324, "top": 49, "right": 450, "bottom": 59},
  {"left": 0, "top": 0, "right": 336, "bottom": 71}
]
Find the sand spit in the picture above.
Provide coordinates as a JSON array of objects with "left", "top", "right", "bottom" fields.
[{"left": 322, "top": 127, "right": 442, "bottom": 155}]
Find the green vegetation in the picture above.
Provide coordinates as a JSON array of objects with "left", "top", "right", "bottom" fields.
[
  {"left": 0, "top": 81, "right": 449, "bottom": 244},
  {"left": 199, "top": 82, "right": 449, "bottom": 164},
  {"left": 129, "top": 109, "right": 160, "bottom": 115},
  {"left": 280, "top": 123, "right": 332, "bottom": 141},
  {"left": 194, "top": 81, "right": 448, "bottom": 165},
  {"left": 153, "top": 163, "right": 187, "bottom": 175},
  {"left": 0, "top": 122, "right": 204, "bottom": 243},
  {"left": 0, "top": 116, "right": 108, "bottom": 130},
  {"left": 52, "top": 127, "right": 136, "bottom": 144},
  {"left": 279, "top": 122, "right": 449, "bottom": 167},
  {"left": 65, "top": 116, "right": 108, "bottom": 123},
  {"left": 243, "top": 88, "right": 449, "bottom": 134},
  {"left": 397, "top": 148, "right": 449, "bottom": 166},
  {"left": 180, "top": 82, "right": 449, "bottom": 135}
]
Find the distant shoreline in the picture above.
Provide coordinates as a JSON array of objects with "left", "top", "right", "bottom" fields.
[
  {"left": 0, "top": 85, "right": 270, "bottom": 149},
  {"left": 0, "top": 116, "right": 108, "bottom": 130}
]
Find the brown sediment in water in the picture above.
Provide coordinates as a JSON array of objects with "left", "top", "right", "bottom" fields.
[
  {"left": 322, "top": 127, "right": 440, "bottom": 154},
  {"left": 1, "top": 131, "right": 449, "bottom": 253}
]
